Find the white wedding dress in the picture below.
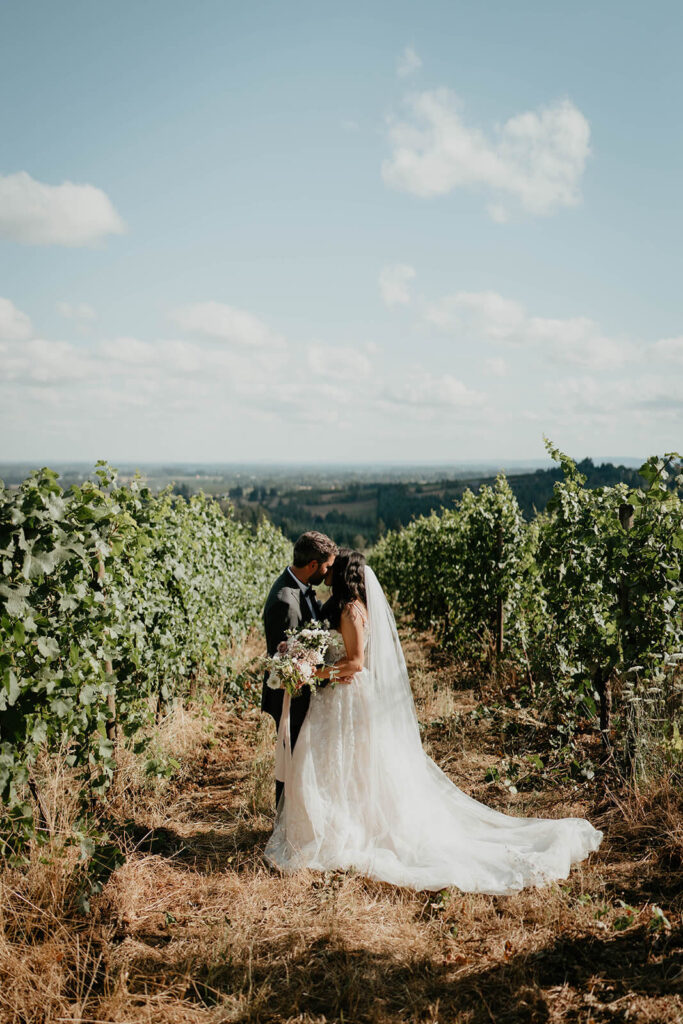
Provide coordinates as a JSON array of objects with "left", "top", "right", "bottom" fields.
[{"left": 264, "top": 566, "right": 602, "bottom": 893}]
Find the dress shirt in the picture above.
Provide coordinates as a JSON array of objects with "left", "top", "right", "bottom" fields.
[{"left": 286, "top": 567, "right": 319, "bottom": 620}]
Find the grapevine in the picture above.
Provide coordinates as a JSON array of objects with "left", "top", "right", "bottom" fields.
[{"left": 0, "top": 464, "right": 288, "bottom": 857}]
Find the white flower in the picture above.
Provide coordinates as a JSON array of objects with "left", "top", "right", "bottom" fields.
[{"left": 266, "top": 671, "right": 281, "bottom": 689}]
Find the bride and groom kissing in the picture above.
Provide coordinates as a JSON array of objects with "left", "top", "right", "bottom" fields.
[
  {"left": 261, "top": 530, "right": 603, "bottom": 893},
  {"left": 262, "top": 531, "right": 348, "bottom": 806}
]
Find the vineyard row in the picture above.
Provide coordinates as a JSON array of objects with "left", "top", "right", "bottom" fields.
[
  {"left": 0, "top": 464, "right": 289, "bottom": 855},
  {"left": 370, "top": 444, "right": 683, "bottom": 773}
]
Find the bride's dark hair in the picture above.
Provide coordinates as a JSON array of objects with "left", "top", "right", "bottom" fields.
[{"left": 324, "top": 548, "right": 367, "bottom": 627}]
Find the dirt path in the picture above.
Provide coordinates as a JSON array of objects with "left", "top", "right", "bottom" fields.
[{"left": 6, "top": 628, "right": 681, "bottom": 1024}]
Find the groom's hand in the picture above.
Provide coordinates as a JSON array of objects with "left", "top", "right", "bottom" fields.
[{"left": 336, "top": 673, "right": 356, "bottom": 685}]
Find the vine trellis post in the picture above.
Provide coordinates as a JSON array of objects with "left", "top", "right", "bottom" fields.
[
  {"left": 618, "top": 501, "right": 635, "bottom": 765},
  {"left": 495, "top": 524, "right": 504, "bottom": 657},
  {"left": 97, "top": 554, "right": 117, "bottom": 745}
]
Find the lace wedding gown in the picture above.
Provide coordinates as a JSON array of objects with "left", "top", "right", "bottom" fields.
[{"left": 264, "top": 567, "right": 602, "bottom": 893}]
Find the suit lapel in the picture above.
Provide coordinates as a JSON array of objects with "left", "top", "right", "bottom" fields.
[
  {"left": 283, "top": 566, "right": 319, "bottom": 623},
  {"left": 298, "top": 587, "right": 320, "bottom": 623}
]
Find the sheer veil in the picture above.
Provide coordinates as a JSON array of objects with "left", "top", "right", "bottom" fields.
[
  {"left": 362, "top": 564, "right": 427, "bottom": 796},
  {"left": 264, "top": 564, "right": 602, "bottom": 893}
]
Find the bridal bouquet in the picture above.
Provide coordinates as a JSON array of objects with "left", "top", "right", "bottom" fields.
[{"left": 266, "top": 621, "right": 340, "bottom": 697}]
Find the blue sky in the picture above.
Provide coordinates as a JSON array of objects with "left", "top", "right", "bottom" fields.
[{"left": 1, "top": 0, "right": 681, "bottom": 464}]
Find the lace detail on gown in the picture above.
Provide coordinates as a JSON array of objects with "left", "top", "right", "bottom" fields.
[{"left": 264, "top": 592, "right": 602, "bottom": 894}]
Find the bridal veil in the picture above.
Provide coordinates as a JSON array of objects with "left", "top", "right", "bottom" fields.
[{"left": 264, "top": 566, "right": 602, "bottom": 893}]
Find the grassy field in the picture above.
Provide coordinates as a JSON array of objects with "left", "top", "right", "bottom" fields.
[{"left": 1, "top": 629, "right": 681, "bottom": 1024}]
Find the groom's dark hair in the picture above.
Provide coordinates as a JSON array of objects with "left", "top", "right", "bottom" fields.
[{"left": 292, "top": 531, "right": 338, "bottom": 567}]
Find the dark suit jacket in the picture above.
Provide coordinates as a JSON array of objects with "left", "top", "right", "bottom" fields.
[{"left": 261, "top": 568, "right": 322, "bottom": 744}]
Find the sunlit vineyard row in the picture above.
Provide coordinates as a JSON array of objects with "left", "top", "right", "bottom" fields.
[
  {"left": 370, "top": 444, "right": 683, "bottom": 778},
  {"left": 0, "top": 464, "right": 288, "bottom": 858}
]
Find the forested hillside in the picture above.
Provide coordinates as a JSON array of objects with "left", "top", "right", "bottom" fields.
[{"left": 234, "top": 458, "right": 645, "bottom": 546}]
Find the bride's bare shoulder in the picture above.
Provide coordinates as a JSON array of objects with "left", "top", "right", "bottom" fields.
[{"left": 341, "top": 600, "right": 368, "bottom": 627}]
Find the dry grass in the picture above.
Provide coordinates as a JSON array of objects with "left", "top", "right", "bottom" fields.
[{"left": 1, "top": 629, "right": 681, "bottom": 1024}]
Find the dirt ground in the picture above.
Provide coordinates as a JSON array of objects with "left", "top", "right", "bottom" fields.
[{"left": 1, "top": 627, "right": 681, "bottom": 1023}]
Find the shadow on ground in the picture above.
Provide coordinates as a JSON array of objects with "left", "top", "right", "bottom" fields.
[{"left": 120, "top": 924, "right": 683, "bottom": 1024}]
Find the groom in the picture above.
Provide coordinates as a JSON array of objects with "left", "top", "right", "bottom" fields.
[{"left": 262, "top": 530, "right": 338, "bottom": 806}]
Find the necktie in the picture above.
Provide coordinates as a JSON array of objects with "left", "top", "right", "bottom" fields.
[{"left": 304, "top": 585, "right": 318, "bottom": 619}]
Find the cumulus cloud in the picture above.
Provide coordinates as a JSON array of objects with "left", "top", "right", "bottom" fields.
[
  {"left": 652, "top": 336, "right": 683, "bottom": 363},
  {"left": 0, "top": 334, "right": 277, "bottom": 399},
  {"left": 385, "top": 369, "right": 485, "bottom": 412},
  {"left": 382, "top": 89, "right": 590, "bottom": 219},
  {"left": 0, "top": 171, "right": 126, "bottom": 246},
  {"left": 1, "top": 294, "right": 498, "bottom": 454},
  {"left": 0, "top": 338, "right": 96, "bottom": 384},
  {"left": 0, "top": 297, "right": 32, "bottom": 340},
  {"left": 426, "top": 289, "right": 631, "bottom": 370},
  {"left": 428, "top": 290, "right": 526, "bottom": 338},
  {"left": 170, "top": 301, "right": 285, "bottom": 349},
  {"left": 379, "top": 263, "right": 416, "bottom": 307},
  {"left": 98, "top": 336, "right": 192, "bottom": 371},
  {"left": 308, "top": 343, "right": 373, "bottom": 380},
  {"left": 57, "top": 301, "right": 96, "bottom": 322},
  {"left": 485, "top": 357, "right": 508, "bottom": 377},
  {"left": 548, "top": 375, "right": 683, "bottom": 420},
  {"left": 397, "top": 46, "right": 422, "bottom": 78}
]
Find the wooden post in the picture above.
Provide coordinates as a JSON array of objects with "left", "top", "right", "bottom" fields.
[
  {"left": 597, "top": 668, "right": 612, "bottom": 749},
  {"left": 28, "top": 775, "right": 49, "bottom": 832},
  {"left": 619, "top": 503, "right": 635, "bottom": 532},
  {"left": 495, "top": 525, "right": 504, "bottom": 656},
  {"left": 599, "top": 504, "right": 635, "bottom": 751},
  {"left": 98, "top": 555, "right": 117, "bottom": 744},
  {"left": 618, "top": 502, "right": 635, "bottom": 767},
  {"left": 618, "top": 503, "right": 634, "bottom": 620}
]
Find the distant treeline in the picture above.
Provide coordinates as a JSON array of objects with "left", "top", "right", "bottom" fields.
[{"left": 228, "top": 459, "right": 645, "bottom": 548}]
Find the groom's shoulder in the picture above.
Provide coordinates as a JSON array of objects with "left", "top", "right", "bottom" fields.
[{"left": 265, "top": 568, "right": 299, "bottom": 608}]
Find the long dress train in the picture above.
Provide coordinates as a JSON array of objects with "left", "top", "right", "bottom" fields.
[{"left": 264, "top": 567, "right": 602, "bottom": 894}]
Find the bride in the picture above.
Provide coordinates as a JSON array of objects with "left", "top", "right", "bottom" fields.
[{"left": 264, "top": 549, "right": 603, "bottom": 893}]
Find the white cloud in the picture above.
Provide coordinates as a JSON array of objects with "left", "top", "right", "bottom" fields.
[
  {"left": 308, "top": 343, "right": 373, "bottom": 381},
  {"left": 0, "top": 297, "right": 33, "bottom": 340},
  {"left": 426, "top": 289, "right": 631, "bottom": 370},
  {"left": 548, "top": 375, "right": 683, "bottom": 420},
  {"left": 485, "top": 357, "right": 508, "bottom": 377},
  {"left": 170, "top": 301, "right": 285, "bottom": 349},
  {"left": 397, "top": 46, "right": 422, "bottom": 78},
  {"left": 428, "top": 290, "right": 526, "bottom": 338},
  {"left": 0, "top": 332, "right": 288, "bottom": 410},
  {"left": 382, "top": 89, "right": 590, "bottom": 219},
  {"left": 98, "top": 336, "right": 160, "bottom": 365},
  {"left": 486, "top": 203, "right": 510, "bottom": 224},
  {"left": 0, "top": 339, "right": 96, "bottom": 384},
  {"left": 385, "top": 369, "right": 485, "bottom": 411},
  {"left": 379, "top": 263, "right": 416, "bottom": 307},
  {"left": 0, "top": 171, "right": 126, "bottom": 246},
  {"left": 652, "top": 336, "right": 683, "bottom": 363},
  {"left": 57, "top": 302, "right": 96, "bottom": 322},
  {"left": 527, "top": 315, "right": 627, "bottom": 370},
  {"left": 99, "top": 335, "right": 284, "bottom": 381}
]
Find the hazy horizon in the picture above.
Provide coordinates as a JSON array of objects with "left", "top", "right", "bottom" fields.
[{"left": 0, "top": 453, "right": 647, "bottom": 473}]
